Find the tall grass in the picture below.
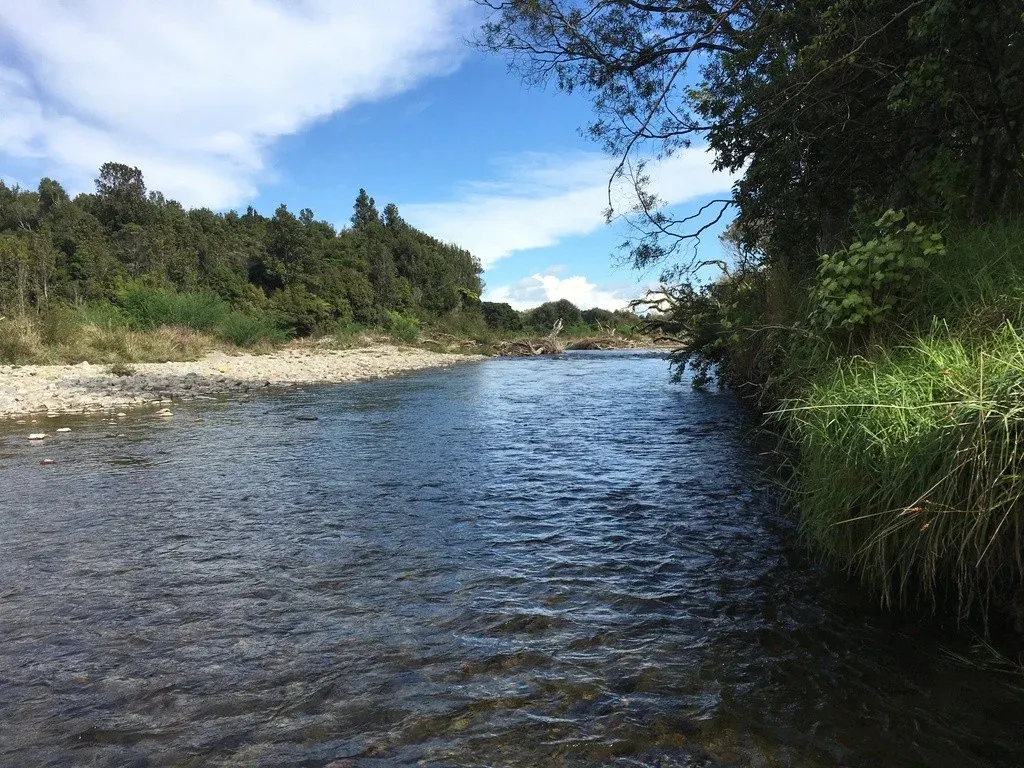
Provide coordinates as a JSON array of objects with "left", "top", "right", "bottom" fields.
[
  {"left": 779, "top": 324, "right": 1024, "bottom": 621},
  {"left": 217, "top": 311, "right": 288, "bottom": 347},
  {"left": 116, "top": 283, "right": 229, "bottom": 331},
  {"left": 736, "top": 220, "right": 1024, "bottom": 623},
  {"left": 0, "top": 313, "right": 211, "bottom": 364}
]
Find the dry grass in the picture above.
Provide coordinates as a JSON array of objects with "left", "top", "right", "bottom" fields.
[{"left": 0, "top": 314, "right": 213, "bottom": 365}]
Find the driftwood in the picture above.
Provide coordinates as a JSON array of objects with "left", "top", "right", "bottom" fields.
[{"left": 496, "top": 319, "right": 565, "bottom": 357}]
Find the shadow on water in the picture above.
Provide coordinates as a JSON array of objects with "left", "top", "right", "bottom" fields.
[{"left": 1, "top": 350, "right": 1022, "bottom": 767}]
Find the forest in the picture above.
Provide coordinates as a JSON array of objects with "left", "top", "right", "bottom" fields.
[
  {"left": 0, "top": 163, "right": 636, "bottom": 362},
  {"left": 478, "top": 0, "right": 1024, "bottom": 626}
]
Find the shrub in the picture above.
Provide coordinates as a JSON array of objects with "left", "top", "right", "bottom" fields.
[
  {"left": 0, "top": 316, "right": 43, "bottom": 364},
  {"left": 166, "top": 290, "right": 230, "bottom": 330},
  {"left": 386, "top": 311, "right": 420, "bottom": 343},
  {"left": 525, "top": 299, "right": 583, "bottom": 331},
  {"left": 481, "top": 301, "right": 522, "bottom": 331},
  {"left": 808, "top": 210, "right": 944, "bottom": 338},
  {"left": 268, "top": 284, "right": 336, "bottom": 336},
  {"left": 217, "top": 312, "right": 288, "bottom": 347},
  {"left": 116, "top": 283, "right": 229, "bottom": 331},
  {"left": 37, "top": 305, "right": 82, "bottom": 346}
]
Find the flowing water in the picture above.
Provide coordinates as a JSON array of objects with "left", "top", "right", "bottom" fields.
[{"left": 1, "top": 351, "right": 1022, "bottom": 767}]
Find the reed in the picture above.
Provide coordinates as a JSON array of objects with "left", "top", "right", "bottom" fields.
[{"left": 778, "top": 325, "right": 1024, "bottom": 620}]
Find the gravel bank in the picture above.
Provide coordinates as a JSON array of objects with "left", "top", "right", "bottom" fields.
[{"left": 0, "top": 345, "right": 484, "bottom": 418}]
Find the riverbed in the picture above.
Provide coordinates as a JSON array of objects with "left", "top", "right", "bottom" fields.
[{"left": 1, "top": 351, "right": 1022, "bottom": 767}]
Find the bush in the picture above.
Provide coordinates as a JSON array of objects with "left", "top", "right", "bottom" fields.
[
  {"left": 808, "top": 210, "right": 944, "bottom": 338},
  {"left": 37, "top": 305, "right": 82, "bottom": 346},
  {"left": 116, "top": 283, "right": 229, "bottom": 331},
  {"left": 268, "top": 284, "right": 336, "bottom": 336},
  {"left": 0, "top": 316, "right": 43, "bottom": 364},
  {"left": 386, "top": 311, "right": 420, "bottom": 343},
  {"left": 217, "top": 312, "right": 288, "bottom": 347},
  {"left": 430, "top": 310, "right": 492, "bottom": 342},
  {"left": 525, "top": 299, "right": 583, "bottom": 331},
  {"left": 481, "top": 301, "right": 522, "bottom": 331},
  {"left": 167, "top": 290, "right": 230, "bottom": 330}
]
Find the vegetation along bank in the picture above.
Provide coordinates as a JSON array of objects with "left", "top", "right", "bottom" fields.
[
  {"left": 479, "top": 0, "right": 1024, "bottom": 628},
  {"left": 0, "top": 164, "right": 644, "bottom": 369}
]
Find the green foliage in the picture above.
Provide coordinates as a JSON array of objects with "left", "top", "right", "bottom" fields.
[
  {"left": 781, "top": 324, "right": 1024, "bottom": 620},
  {"left": 116, "top": 283, "right": 229, "bottom": 331},
  {"left": 217, "top": 312, "right": 288, "bottom": 347},
  {"left": 0, "top": 168, "right": 485, "bottom": 346},
  {"left": 481, "top": 301, "right": 522, "bottom": 331},
  {"left": 36, "top": 306, "right": 82, "bottom": 346},
  {"left": 809, "top": 211, "right": 945, "bottom": 336},
  {"left": 76, "top": 301, "right": 130, "bottom": 330},
  {"left": 525, "top": 299, "right": 583, "bottom": 331},
  {"left": 386, "top": 311, "right": 420, "bottom": 343},
  {"left": 267, "top": 284, "right": 335, "bottom": 336}
]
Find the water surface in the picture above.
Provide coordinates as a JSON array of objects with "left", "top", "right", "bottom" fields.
[{"left": 1, "top": 351, "right": 1022, "bottom": 766}]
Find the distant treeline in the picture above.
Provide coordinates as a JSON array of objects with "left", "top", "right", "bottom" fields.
[{"left": 0, "top": 163, "right": 636, "bottom": 342}]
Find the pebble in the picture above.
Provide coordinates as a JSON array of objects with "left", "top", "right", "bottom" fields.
[
  {"left": 1, "top": 347, "right": 481, "bottom": 418},
  {"left": 56, "top": 428, "right": 72, "bottom": 433},
  {"left": 40, "top": 459, "right": 55, "bottom": 465},
  {"left": 28, "top": 433, "right": 48, "bottom": 440}
]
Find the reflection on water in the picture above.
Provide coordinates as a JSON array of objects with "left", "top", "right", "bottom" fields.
[{"left": 1, "top": 351, "right": 1022, "bottom": 767}]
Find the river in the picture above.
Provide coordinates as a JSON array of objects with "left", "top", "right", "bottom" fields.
[{"left": 1, "top": 350, "right": 1022, "bottom": 767}]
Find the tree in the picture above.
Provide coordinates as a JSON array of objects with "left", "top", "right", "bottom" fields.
[
  {"left": 0, "top": 166, "right": 488, "bottom": 339},
  {"left": 94, "top": 162, "right": 151, "bottom": 231},
  {"left": 476, "top": 0, "right": 1024, "bottom": 280},
  {"left": 526, "top": 299, "right": 583, "bottom": 330},
  {"left": 351, "top": 189, "right": 380, "bottom": 229},
  {"left": 481, "top": 301, "right": 522, "bottom": 330}
]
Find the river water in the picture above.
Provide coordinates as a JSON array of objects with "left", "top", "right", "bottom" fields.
[{"left": 1, "top": 351, "right": 1022, "bottom": 767}]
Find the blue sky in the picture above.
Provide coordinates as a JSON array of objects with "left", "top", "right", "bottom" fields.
[{"left": 0, "top": 0, "right": 735, "bottom": 310}]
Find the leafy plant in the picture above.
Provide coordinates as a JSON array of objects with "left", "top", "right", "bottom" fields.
[
  {"left": 386, "top": 311, "right": 420, "bottom": 343},
  {"left": 809, "top": 210, "right": 946, "bottom": 336}
]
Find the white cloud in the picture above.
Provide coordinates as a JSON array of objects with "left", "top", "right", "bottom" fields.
[
  {"left": 402, "top": 146, "right": 735, "bottom": 269},
  {"left": 0, "top": 0, "right": 470, "bottom": 207},
  {"left": 484, "top": 272, "right": 638, "bottom": 311}
]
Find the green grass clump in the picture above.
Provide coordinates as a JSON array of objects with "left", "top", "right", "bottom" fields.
[
  {"left": 217, "top": 312, "right": 288, "bottom": 347},
  {"left": 780, "top": 324, "right": 1024, "bottom": 620},
  {"left": 117, "top": 283, "right": 229, "bottom": 331}
]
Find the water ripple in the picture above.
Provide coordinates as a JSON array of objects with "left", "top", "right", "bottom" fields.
[{"left": 1, "top": 351, "right": 1022, "bottom": 767}]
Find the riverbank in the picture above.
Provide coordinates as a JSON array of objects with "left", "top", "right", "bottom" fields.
[
  {"left": 0, "top": 343, "right": 483, "bottom": 418},
  {"left": 664, "top": 218, "right": 1024, "bottom": 628}
]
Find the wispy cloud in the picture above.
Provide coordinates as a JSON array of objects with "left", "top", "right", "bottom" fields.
[
  {"left": 402, "top": 146, "right": 736, "bottom": 269},
  {"left": 484, "top": 270, "right": 641, "bottom": 311},
  {"left": 0, "top": 0, "right": 470, "bottom": 207}
]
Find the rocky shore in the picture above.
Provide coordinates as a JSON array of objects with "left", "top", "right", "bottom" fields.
[{"left": 0, "top": 345, "right": 483, "bottom": 418}]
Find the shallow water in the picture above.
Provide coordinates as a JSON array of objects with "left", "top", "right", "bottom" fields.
[{"left": 1, "top": 351, "right": 1022, "bottom": 767}]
